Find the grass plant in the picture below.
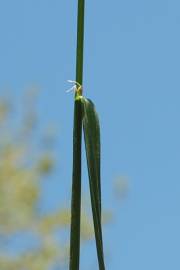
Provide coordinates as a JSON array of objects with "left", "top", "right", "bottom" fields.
[{"left": 69, "top": 1, "right": 106, "bottom": 269}]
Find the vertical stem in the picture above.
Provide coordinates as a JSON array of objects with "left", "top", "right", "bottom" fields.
[
  {"left": 69, "top": 100, "right": 83, "bottom": 270},
  {"left": 76, "top": 0, "right": 85, "bottom": 87},
  {"left": 69, "top": 1, "right": 85, "bottom": 270}
]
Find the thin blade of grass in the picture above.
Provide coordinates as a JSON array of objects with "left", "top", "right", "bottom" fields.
[{"left": 81, "top": 97, "right": 105, "bottom": 270}]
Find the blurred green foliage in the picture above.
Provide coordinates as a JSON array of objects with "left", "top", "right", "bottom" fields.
[{"left": 0, "top": 91, "right": 95, "bottom": 270}]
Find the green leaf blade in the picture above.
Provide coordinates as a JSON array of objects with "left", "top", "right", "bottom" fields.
[{"left": 82, "top": 97, "right": 105, "bottom": 270}]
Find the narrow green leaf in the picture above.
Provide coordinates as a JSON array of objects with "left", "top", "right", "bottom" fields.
[{"left": 81, "top": 97, "right": 105, "bottom": 270}]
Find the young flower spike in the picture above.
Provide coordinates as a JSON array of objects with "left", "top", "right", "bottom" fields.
[{"left": 67, "top": 80, "right": 82, "bottom": 97}]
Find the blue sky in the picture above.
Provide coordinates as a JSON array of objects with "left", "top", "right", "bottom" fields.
[{"left": 0, "top": 0, "right": 180, "bottom": 269}]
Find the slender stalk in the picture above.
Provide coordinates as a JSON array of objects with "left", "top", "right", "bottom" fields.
[
  {"left": 69, "top": 1, "right": 85, "bottom": 270},
  {"left": 75, "top": 0, "right": 85, "bottom": 87},
  {"left": 69, "top": 100, "right": 83, "bottom": 270}
]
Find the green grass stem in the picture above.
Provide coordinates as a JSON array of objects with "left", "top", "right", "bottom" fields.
[{"left": 69, "top": 1, "right": 85, "bottom": 270}]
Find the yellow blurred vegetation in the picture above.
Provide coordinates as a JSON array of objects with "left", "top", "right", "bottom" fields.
[{"left": 0, "top": 91, "right": 97, "bottom": 270}]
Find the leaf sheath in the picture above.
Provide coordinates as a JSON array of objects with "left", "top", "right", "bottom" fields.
[{"left": 69, "top": 100, "right": 83, "bottom": 270}]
